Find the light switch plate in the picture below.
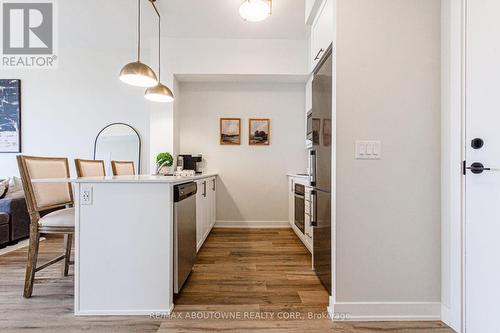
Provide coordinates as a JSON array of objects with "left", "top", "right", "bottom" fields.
[{"left": 355, "top": 140, "right": 381, "bottom": 160}]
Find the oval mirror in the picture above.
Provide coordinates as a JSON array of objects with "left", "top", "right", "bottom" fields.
[{"left": 93, "top": 123, "right": 141, "bottom": 175}]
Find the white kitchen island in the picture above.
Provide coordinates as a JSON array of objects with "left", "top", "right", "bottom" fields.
[{"left": 36, "top": 174, "right": 217, "bottom": 316}]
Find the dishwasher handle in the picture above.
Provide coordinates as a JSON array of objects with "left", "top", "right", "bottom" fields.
[{"left": 174, "top": 182, "right": 197, "bottom": 202}]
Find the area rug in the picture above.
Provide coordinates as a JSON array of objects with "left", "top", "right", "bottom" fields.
[{"left": 0, "top": 237, "right": 45, "bottom": 256}]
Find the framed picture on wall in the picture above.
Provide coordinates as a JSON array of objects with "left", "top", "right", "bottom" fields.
[
  {"left": 0, "top": 79, "right": 21, "bottom": 153},
  {"left": 249, "top": 118, "right": 270, "bottom": 146},
  {"left": 220, "top": 118, "right": 241, "bottom": 145}
]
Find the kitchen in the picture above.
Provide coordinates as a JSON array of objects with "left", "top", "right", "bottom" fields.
[
  {"left": 0, "top": 0, "right": 334, "bottom": 320},
  {"left": 69, "top": 0, "right": 334, "bottom": 314},
  {"left": 0, "top": 0, "right": 447, "bottom": 331}
]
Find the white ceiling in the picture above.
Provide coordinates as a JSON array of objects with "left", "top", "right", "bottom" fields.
[{"left": 156, "top": 0, "right": 308, "bottom": 40}]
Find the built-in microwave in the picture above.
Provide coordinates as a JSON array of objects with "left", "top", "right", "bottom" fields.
[{"left": 306, "top": 109, "right": 313, "bottom": 141}]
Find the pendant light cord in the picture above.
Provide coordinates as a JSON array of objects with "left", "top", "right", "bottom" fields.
[
  {"left": 137, "top": 0, "right": 141, "bottom": 61},
  {"left": 149, "top": 0, "right": 161, "bottom": 81}
]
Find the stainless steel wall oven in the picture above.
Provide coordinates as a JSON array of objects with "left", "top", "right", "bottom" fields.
[{"left": 294, "top": 183, "right": 305, "bottom": 234}]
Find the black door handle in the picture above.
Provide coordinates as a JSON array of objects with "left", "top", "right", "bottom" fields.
[{"left": 466, "top": 162, "right": 491, "bottom": 174}]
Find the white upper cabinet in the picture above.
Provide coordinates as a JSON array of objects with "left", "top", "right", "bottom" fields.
[{"left": 310, "top": 0, "right": 333, "bottom": 71}]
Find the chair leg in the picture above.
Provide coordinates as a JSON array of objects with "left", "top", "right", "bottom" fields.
[
  {"left": 23, "top": 228, "right": 40, "bottom": 298},
  {"left": 63, "top": 233, "right": 73, "bottom": 277}
]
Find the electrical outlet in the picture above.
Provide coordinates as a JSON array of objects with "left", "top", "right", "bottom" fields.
[{"left": 81, "top": 186, "right": 93, "bottom": 205}]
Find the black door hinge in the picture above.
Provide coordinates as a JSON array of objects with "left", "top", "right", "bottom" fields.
[{"left": 463, "top": 160, "right": 466, "bottom": 175}]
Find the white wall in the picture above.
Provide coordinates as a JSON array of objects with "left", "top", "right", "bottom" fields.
[
  {"left": 0, "top": 0, "right": 156, "bottom": 178},
  {"left": 148, "top": 37, "right": 308, "bottom": 171},
  {"left": 178, "top": 81, "right": 307, "bottom": 223},
  {"left": 334, "top": 0, "right": 441, "bottom": 317},
  {"left": 0, "top": 0, "right": 308, "bottom": 177}
]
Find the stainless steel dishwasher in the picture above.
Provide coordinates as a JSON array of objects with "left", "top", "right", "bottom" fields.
[{"left": 173, "top": 182, "right": 197, "bottom": 294}]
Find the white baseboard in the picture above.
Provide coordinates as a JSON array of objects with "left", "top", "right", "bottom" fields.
[
  {"left": 330, "top": 301, "right": 441, "bottom": 321},
  {"left": 75, "top": 304, "right": 174, "bottom": 316},
  {"left": 441, "top": 304, "right": 460, "bottom": 332},
  {"left": 440, "top": 304, "right": 451, "bottom": 326},
  {"left": 214, "top": 220, "right": 291, "bottom": 228}
]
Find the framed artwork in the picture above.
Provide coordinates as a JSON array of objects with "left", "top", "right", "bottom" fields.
[
  {"left": 220, "top": 118, "right": 241, "bottom": 145},
  {"left": 0, "top": 79, "right": 21, "bottom": 153},
  {"left": 249, "top": 118, "right": 270, "bottom": 145}
]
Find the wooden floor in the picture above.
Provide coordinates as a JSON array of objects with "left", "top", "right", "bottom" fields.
[{"left": 0, "top": 228, "right": 453, "bottom": 332}]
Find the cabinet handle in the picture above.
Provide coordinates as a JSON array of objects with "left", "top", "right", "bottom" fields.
[
  {"left": 203, "top": 181, "right": 207, "bottom": 197},
  {"left": 212, "top": 179, "right": 216, "bottom": 191},
  {"left": 314, "top": 48, "right": 324, "bottom": 61},
  {"left": 291, "top": 180, "right": 294, "bottom": 193}
]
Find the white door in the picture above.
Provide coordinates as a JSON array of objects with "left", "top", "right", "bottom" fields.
[{"left": 465, "top": 1, "right": 500, "bottom": 331}]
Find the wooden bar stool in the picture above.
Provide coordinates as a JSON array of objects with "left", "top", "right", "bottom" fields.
[
  {"left": 111, "top": 160, "right": 135, "bottom": 176},
  {"left": 16, "top": 155, "right": 75, "bottom": 298},
  {"left": 74, "top": 159, "right": 106, "bottom": 177}
]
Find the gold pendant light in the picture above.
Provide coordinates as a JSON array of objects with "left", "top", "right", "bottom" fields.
[
  {"left": 144, "top": 0, "right": 174, "bottom": 103},
  {"left": 144, "top": 82, "right": 174, "bottom": 103},
  {"left": 120, "top": 0, "right": 158, "bottom": 87}
]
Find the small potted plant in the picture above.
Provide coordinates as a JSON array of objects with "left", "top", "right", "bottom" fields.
[{"left": 155, "top": 152, "right": 174, "bottom": 175}]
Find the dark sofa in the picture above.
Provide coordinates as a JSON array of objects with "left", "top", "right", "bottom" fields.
[
  {"left": 0, "top": 191, "right": 30, "bottom": 248},
  {"left": 0, "top": 213, "right": 9, "bottom": 247}
]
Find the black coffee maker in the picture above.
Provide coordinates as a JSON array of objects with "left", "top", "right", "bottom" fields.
[{"left": 177, "top": 154, "right": 203, "bottom": 174}]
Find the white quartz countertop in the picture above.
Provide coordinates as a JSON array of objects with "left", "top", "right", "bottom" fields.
[{"left": 31, "top": 173, "right": 218, "bottom": 184}]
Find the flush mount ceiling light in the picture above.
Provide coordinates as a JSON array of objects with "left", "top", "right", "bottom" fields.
[
  {"left": 119, "top": 0, "right": 158, "bottom": 87},
  {"left": 144, "top": 0, "right": 174, "bottom": 103},
  {"left": 239, "top": 0, "right": 272, "bottom": 22}
]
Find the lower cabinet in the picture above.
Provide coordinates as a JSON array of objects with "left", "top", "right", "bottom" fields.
[
  {"left": 196, "top": 177, "right": 216, "bottom": 252},
  {"left": 287, "top": 176, "right": 313, "bottom": 253},
  {"left": 288, "top": 177, "right": 295, "bottom": 226},
  {"left": 304, "top": 187, "right": 313, "bottom": 242}
]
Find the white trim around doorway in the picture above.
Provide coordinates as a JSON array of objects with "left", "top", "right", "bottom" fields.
[{"left": 441, "top": 0, "right": 466, "bottom": 331}]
